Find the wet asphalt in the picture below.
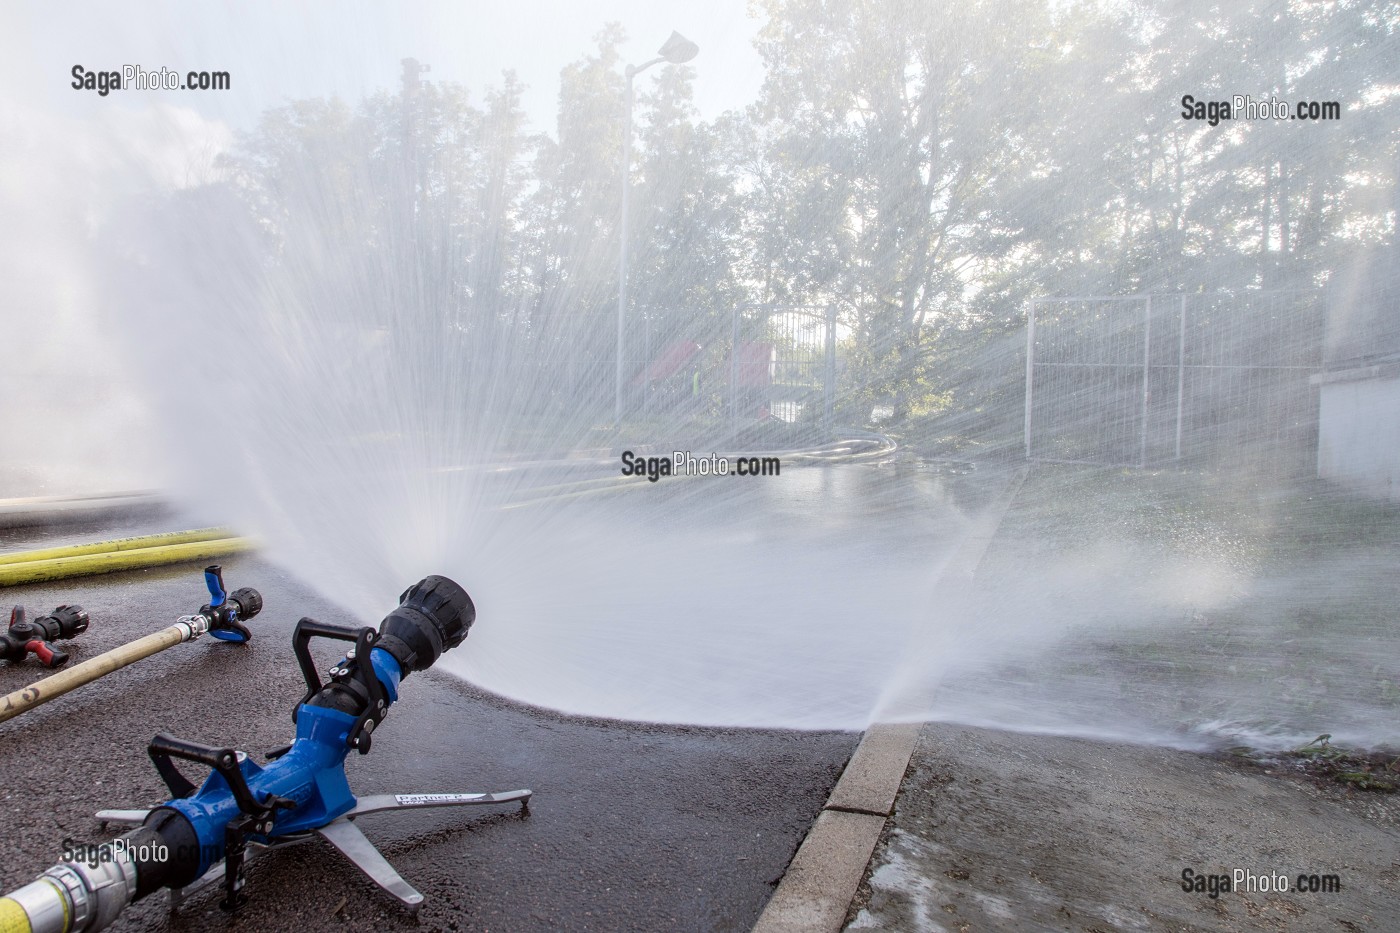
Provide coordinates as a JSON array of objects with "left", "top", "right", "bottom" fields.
[{"left": 0, "top": 516, "right": 856, "bottom": 933}]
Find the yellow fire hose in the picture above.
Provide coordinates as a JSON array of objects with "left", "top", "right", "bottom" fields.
[
  {"left": 0, "top": 527, "right": 233, "bottom": 566},
  {"left": 0, "top": 531, "right": 253, "bottom": 588}
]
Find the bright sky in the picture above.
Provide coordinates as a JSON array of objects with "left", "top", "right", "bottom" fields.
[
  {"left": 0, "top": 1, "right": 771, "bottom": 496},
  {"left": 8, "top": 0, "right": 768, "bottom": 135}
]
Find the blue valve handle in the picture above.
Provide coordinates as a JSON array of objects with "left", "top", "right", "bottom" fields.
[
  {"left": 200, "top": 565, "right": 259, "bottom": 644},
  {"left": 205, "top": 566, "right": 228, "bottom": 608}
]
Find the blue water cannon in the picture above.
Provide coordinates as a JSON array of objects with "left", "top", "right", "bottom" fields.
[{"left": 0, "top": 575, "right": 531, "bottom": 933}]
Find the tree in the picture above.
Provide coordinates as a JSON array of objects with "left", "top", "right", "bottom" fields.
[{"left": 747, "top": 0, "right": 1075, "bottom": 424}]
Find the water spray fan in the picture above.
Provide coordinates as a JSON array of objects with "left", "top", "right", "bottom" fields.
[{"left": 0, "top": 575, "right": 530, "bottom": 933}]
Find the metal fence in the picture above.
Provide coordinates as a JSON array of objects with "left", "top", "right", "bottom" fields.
[
  {"left": 623, "top": 303, "right": 837, "bottom": 437},
  {"left": 1024, "top": 292, "right": 1323, "bottom": 472}
]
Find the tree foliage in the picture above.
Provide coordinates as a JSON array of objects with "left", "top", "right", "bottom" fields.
[{"left": 199, "top": 1, "right": 1397, "bottom": 449}]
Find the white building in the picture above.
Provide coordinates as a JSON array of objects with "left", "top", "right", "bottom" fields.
[{"left": 1311, "top": 251, "right": 1400, "bottom": 499}]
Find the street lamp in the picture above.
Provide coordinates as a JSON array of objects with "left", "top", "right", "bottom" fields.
[{"left": 615, "top": 31, "right": 699, "bottom": 427}]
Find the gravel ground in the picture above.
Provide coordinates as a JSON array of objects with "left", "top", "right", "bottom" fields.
[{"left": 848, "top": 723, "right": 1400, "bottom": 933}]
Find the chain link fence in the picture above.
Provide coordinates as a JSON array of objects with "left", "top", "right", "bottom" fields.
[{"left": 1025, "top": 292, "right": 1323, "bottom": 474}]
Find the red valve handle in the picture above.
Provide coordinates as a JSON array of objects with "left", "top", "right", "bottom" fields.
[{"left": 24, "top": 639, "right": 68, "bottom": 668}]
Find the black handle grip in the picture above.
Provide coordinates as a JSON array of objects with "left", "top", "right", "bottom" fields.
[
  {"left": 289, "top": 617, "right": 387, "bottom": 754},
  {"left": 148, "top": 733, "right": 263, "bottom": 816},
  {"left": 291, "top": 617, "right": 365, "bottom": 701}
]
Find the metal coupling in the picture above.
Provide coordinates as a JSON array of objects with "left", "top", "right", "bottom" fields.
[
  {"left": 41, "top": 845, "right": 138, "bottom": 933},
  {"left": 1, "top": 876, "right": 70, "bottom": 933},
  {"left": 175, "top": 614, "right": 210, "bottom": 642}
]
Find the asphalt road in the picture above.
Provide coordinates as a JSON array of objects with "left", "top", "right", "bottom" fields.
[{"left": 0, "top": 517, "right": 856, "bottom": 933}]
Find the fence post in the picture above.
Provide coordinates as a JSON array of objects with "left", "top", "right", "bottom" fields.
[
  {"left": 730, "top": 303, "right": 741, "bottom": 437},
  {"left": 642, "top": 310, "right": 651, "bottom": 421},
  {"left": 824, "top": 304, "right": 836, "bottom": 430},
  {"left": 1140, "top": 295, "right": 1152, "bottom": 468},
  {"left": 1024, "top": 299, "right": 1036, "bottom": 461},
  {"left": 1175, "top": 295, "right": 1186, "bottom": 463}
]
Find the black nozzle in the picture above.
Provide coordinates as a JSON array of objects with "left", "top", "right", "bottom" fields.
[
  {"left": 376, "top": 575, "right": 474, "bottom": 678},
  {"left": 20, "top": 605, "right": 89, "bottom": 642},
  {"left": 1, "top": 605, "right": 87, "bottom": 666},
  {"left": 229, "top": 587, "right": 263, "bottom": 621},
  {"left": 42, "top": 605, "right": 89, "bottom": 640}
]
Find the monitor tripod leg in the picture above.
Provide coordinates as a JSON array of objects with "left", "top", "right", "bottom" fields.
[{"left": 316, "top": 819, "right": 424, "bottom": 912}]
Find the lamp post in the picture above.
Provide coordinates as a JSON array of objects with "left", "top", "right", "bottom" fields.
[{"left": 615, "top": 31, "right": 699, "bottom": 427}]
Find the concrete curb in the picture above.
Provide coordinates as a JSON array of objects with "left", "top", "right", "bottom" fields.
[
  {"left": 751, "top": 465, "right": 1030, "bottom": 933},
  {"left": 748, "top": 809, "right": 889, "bottom": 933},
  {"left": 751, "top": 724, "right": 922, "bottom": 933},
  {"left": 824, "top": 723, "right": 923, "bottom": 817}
]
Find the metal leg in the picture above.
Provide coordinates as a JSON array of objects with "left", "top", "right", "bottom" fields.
[
  {"left": 94, "top": 809, "right": 149, "bottom": 828},
  {"left": 318, "top": 790, "right": 532, "bottom": 913},
  {"left": 316, "top": 820, "right": 424, "bottom": 912},
  {"left": 102, "top": 790, "right": 532, "bottom": 828},
  {"left": 170, "top": 868, "right": 217, "bottom": 913},
  {"left": 346, "top": 789, "right": 531, "bottom": 818},
  {"left": 99, "top": 788, "right": 532, "bottom": 914},
  {"left": 168, "top": 835, "right": 315, "bottom": 913}
]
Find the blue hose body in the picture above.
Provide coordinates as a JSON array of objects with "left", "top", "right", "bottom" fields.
[{"left": 159, "top": 648, "right": 403, "bottom": 878}]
